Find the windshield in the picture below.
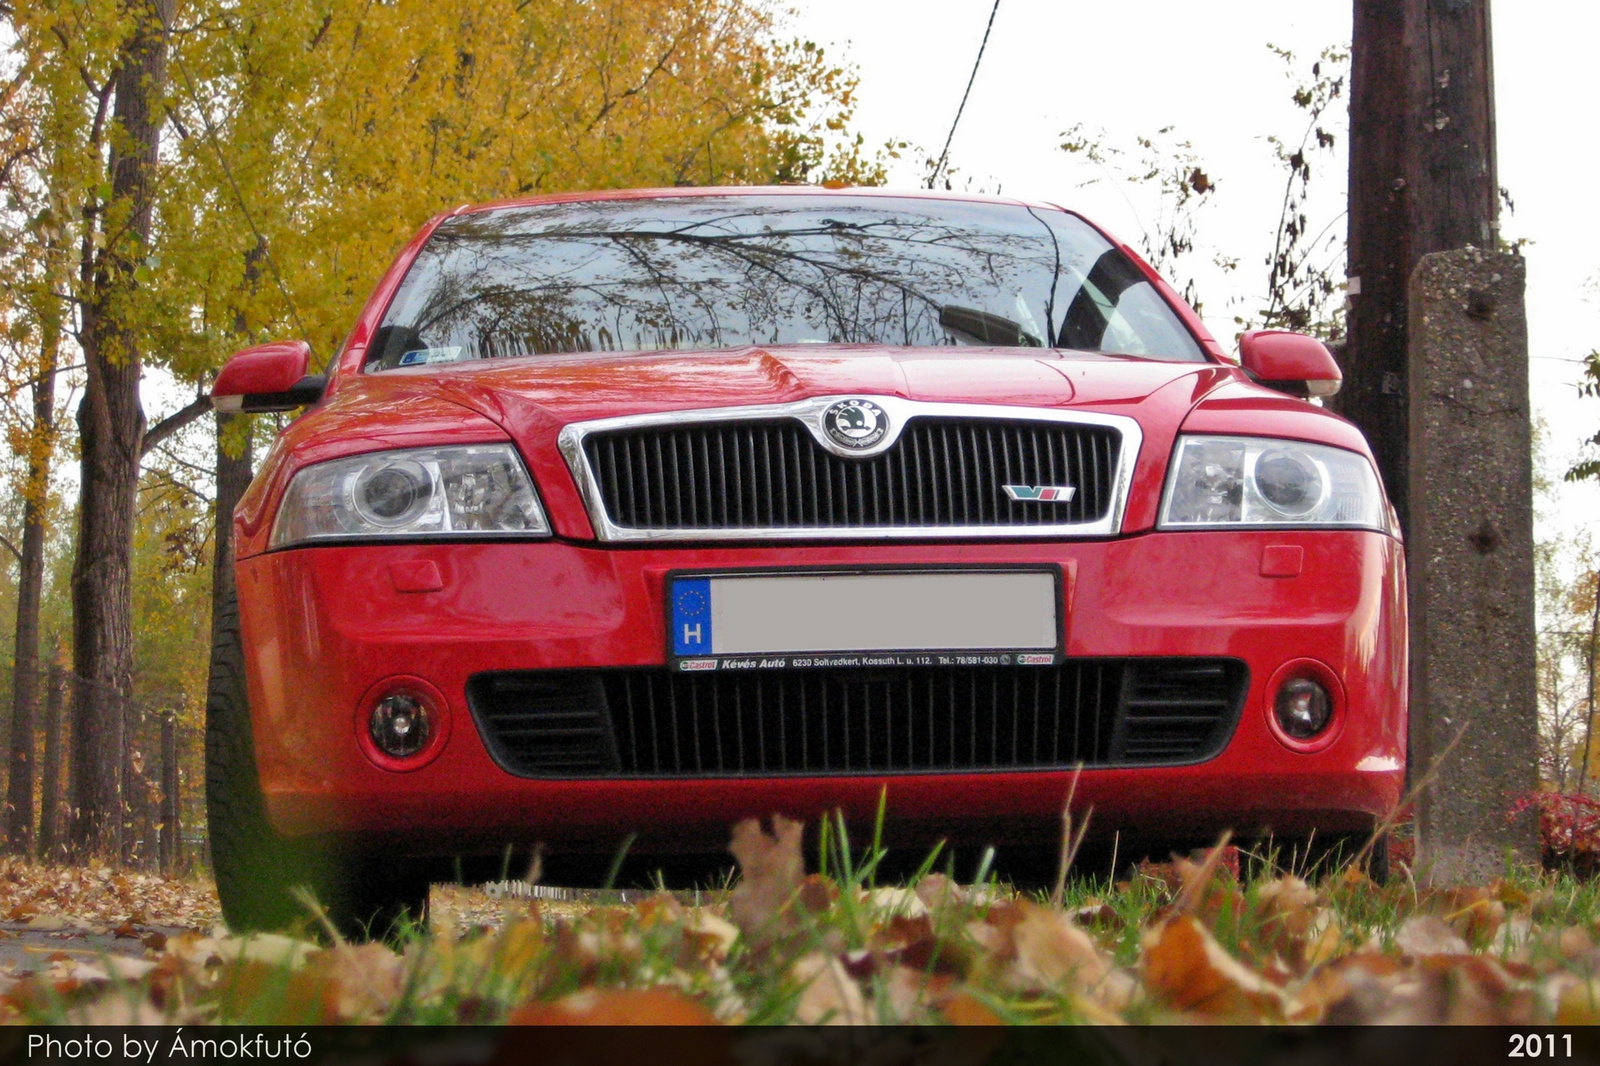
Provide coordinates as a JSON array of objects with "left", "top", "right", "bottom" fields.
[{"left": 366, "top": 194, "right": 1206, "bottom": 370}]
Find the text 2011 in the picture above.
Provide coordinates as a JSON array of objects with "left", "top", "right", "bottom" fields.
[{"left": 1509, "top": 1034, "right": 1572, "bottom": 1058}]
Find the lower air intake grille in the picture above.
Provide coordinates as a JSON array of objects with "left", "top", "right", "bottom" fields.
[{"left": 467, "top": 659, "right": 1246, "bottom": 778}]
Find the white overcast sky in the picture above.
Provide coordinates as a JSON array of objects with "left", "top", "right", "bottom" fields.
[{"left": 786, "top": 0, "right": 1600, "bottom": 554}]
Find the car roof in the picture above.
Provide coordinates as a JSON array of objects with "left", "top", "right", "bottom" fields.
[{"left": 452, "top": 184, "right": 1075, "bottom": 219}]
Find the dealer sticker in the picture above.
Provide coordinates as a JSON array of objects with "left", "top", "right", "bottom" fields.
[{"left": 398, "top": 346, "right": 464, "bottom": 366}]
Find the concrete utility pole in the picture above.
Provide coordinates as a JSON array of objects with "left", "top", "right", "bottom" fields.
[
  {"left": 1409, "top": 250, "right": 1537, "bottom": 883},
  {"left": 1345, "top": 0, "right": 1537, "bottom": 881}
]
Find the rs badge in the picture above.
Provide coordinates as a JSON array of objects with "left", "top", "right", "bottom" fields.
[{"left": 1004, "top": 485, "right": 1076, "bottom": 502}]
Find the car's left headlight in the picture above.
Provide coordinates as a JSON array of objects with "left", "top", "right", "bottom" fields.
[
  {"left": 270, "top": 443, "right": 550, "bottom": 548},
  {"left": 1158, "top": 434, "right": 1386, "bottom": 530}
]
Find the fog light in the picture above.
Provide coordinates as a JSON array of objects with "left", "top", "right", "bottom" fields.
[
  {"left": 1274, "top": 677, "right": 1331, "bottom": 740},
  {"left": 370, "top": 692, "right": 432, "bottom": 758}
]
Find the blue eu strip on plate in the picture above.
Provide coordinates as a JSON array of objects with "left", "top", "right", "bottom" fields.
[{"left": 671, "top": 578, "right": 714, "bottom": 656}]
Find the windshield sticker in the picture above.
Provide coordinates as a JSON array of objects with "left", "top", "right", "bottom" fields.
[{"left": 398, "top": 346, "right": 463, "bottom": 367}]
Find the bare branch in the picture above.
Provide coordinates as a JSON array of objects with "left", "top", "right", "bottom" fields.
[
  {"left": 140, "top": 395, "right": 211, "bottom": 459},
  {"left": 149, "top": 441, "right": 215, "bottom": 481},
  {"left": 585, "top": 29, "right": 690, "bottom": 134}
]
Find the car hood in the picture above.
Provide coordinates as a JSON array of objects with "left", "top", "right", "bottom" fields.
[
  {"left": 352, "top": 345, "right": 1235, "bottom": 426},
  {"left": 264, "top": 346, "right": 1298, "bottom": 545},
  {"left": 241, "top": 344, "right": 1372, "bottom": 549}
]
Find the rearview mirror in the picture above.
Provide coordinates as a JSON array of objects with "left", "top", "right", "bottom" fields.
[
  {"left": 1238, "top": 330, "right": 1342, "bottom": 398},
  {"left": 212, "top": 340, "right": 327, "bottom": 413}
]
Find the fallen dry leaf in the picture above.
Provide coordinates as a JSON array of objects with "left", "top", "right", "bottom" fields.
[
  {"left": 1067, "top": 899, "right": 1122, "bottom": 930},
  {"left": 873, "top": 913, "right": 972, "bottom": 978},
  {"left": 1556, "top": 923, "right": 1595, "bottom": 960},
  {"left": 1494, "top": 913, "right": 1534, "bottom": 957},
  {"left": 797, "top": 874, "right": 839, "bottom": 915},
  {"left": 877, "top": 963, "right": 956, "bottom": 1023},
  {"left": 1391, "top": 915, "right": 1470, "bottom": 958},
  {"left": 1316, "top": 949, "right": 1535, "bottom": 1025},
  {"left": 1310, "top": 952, "right": 1427, "bottom": 1024},
  {"left": 1141, "top": 914, "right": 1286, "bottom": 1019},
  {"left": 1494, "top": 881, "right": 1531, "bottom": 909},
  {"left": 1172, "top": 850, "right": 1243, "bottom": 926},
  {"left": 681, "top": 908, "right": 740, "bottom": 963},
  {"left": 1256, "top": 875, "right": 1343, "bottom": 972},
  {"left": 291, "top": 942, "right": 408, "bottom": 1022},
  {"left": 862, "top": 886, "right": 927, "bottom": 918},
  {"left": 939, "top": 990, "right": 1003, "bottom": 1025},
  {"left": 549, "top": 910, "right": 644, "bottom": 981},
  {"left": 66, "top": 994, "right": 168, "bottom": 1026},
  {"left": 496, "top": 993, "right": 734, "bottom": 1066},
  {"left": 727, "top": 815, "right": 806, "bottom": 950},
  {"left": 913, "top": 873, "right": 965, "bottom": 913},
  {"left": 1446, "top": 897, "right": 1507, "bottom": 945},
  {"left": 1419, "top": 953, "right": 1536, "bottom": 1023},
  {"left": 176, "top": 932, "right": 318, "bottom": 972},
  {"left": 1551, "top": 974, "right": 1600, "bottom": 1024},
  {"left": 1006, "top": 901, "right": 1112, "bottom": 992},
  {"left": 101, "top": 956, "right": 158, "bottom": 982},
  {"left": 509, "top": 985, "right": 721, "bottom": 1024},
  {"left": 790, "top": 952, "right": 869, "bottom": 1025}
]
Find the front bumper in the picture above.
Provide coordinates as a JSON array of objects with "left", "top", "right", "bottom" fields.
[{"left": 236, "top": 529, "right": 1406, "bottom": 854}]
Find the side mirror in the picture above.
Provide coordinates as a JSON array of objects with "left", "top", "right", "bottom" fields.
[
  {"left": 1235, "top": 329, "right": 1337, "bottom": 396},
  {"left": 1238, "top": 330, "right": 1342, "bottom": 398},
  {"left": 212, "top": 341, "right": 327, "bottom": 413}
]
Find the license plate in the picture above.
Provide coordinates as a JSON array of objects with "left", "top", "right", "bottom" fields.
[{"left": 667, "top": 569, "right": 1059, "bottom": 670}]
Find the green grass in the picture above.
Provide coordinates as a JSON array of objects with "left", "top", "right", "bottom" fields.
[{"left": 8, "top": 821, "right": 1600, "bottom": 1026}]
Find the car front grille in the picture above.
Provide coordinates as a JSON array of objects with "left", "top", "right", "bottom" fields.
[
  {"left": 467, "top": 659, "right": 1246, "bottom": 779},
  {"left": 568, "top": 407, "right": 1128, "bottom": 539}
]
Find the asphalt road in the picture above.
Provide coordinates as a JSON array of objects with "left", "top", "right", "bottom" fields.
[{"left": 0, "top": 919, "right": 194, "bottom": 976}]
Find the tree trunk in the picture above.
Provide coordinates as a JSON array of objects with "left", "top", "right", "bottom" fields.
[
  {"left": 212, "top": 414, "right": 255, "bottom": 618},
  {"left": 69, "top": 0, "right": 175, "bottom": 858},
  {"left": 6, "top": 331, "right": 58, "bottom": 854},
  {"left": 1341, "top": 0, "right": 1500, "bottom": 534},
  {"left": 37, "top": 660, "right": 65, "bottom": 861},
  {"left": 120, "top": 706, "right": 143, "bottom": 867},
  {"left": 137, "top": 757, "right": 156, "bottom": 870},
  {"left": 159, "top": 711, "right": 178, "bottom": 872},
  {"left": 209, "top": 242, "right": 264, "bottom": 664}
]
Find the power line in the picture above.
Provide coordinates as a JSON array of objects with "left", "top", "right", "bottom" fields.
[{"left": 927, "top": 0, "right": 1003, "bottom": 190}]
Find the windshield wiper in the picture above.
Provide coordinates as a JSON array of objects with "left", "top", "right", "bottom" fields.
[{"left": 938, "top": 305, "right": 1042, "bottom": 347}]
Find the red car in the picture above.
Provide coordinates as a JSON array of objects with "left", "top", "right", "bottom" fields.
[{"left": 207, "top": 187, "right": 1406, "bottom": 936}]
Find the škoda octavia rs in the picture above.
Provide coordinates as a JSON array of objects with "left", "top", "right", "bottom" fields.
[{"left": 207, "top": 187, "right": 1406, "bottom": 935}]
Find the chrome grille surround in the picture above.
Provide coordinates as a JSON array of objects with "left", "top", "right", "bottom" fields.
[{"left": 557, "top": 396, "right": 1144, "bottom": 542}]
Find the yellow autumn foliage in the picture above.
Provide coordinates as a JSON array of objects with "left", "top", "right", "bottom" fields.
[
  {"left": 148, "top": 0, "right": 882, "bottom": 372},
  {"left": 1, "top": 0, "right": 882, "bottom": 466}
]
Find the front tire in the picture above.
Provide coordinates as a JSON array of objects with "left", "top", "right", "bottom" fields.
[{"left": 206, "top": 585, "right": 428, "bottom": 940}]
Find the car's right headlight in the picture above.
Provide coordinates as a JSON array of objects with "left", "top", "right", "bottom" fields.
[
  {"left": 1158, "top": 434, "right": 1386, "bottom": 530},
  {"left": 270, "top": 443, "right": 550, "bottom": 548}
]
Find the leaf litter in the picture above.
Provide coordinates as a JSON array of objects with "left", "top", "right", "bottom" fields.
[{"left": 4, "top": 821, "right": 1600, "bottom": 1024}]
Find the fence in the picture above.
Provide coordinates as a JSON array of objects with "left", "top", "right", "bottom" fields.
[
  {"left": 478, "top": 881, "right": 708, "bottom": 907},
  {"left": 0, "top": 662, "right": 199, "bottom": 873}
]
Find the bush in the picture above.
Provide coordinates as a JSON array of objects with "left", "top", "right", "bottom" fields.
[{"left": 1516, "top": 792, "right": 1600, "bottom": 877}]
